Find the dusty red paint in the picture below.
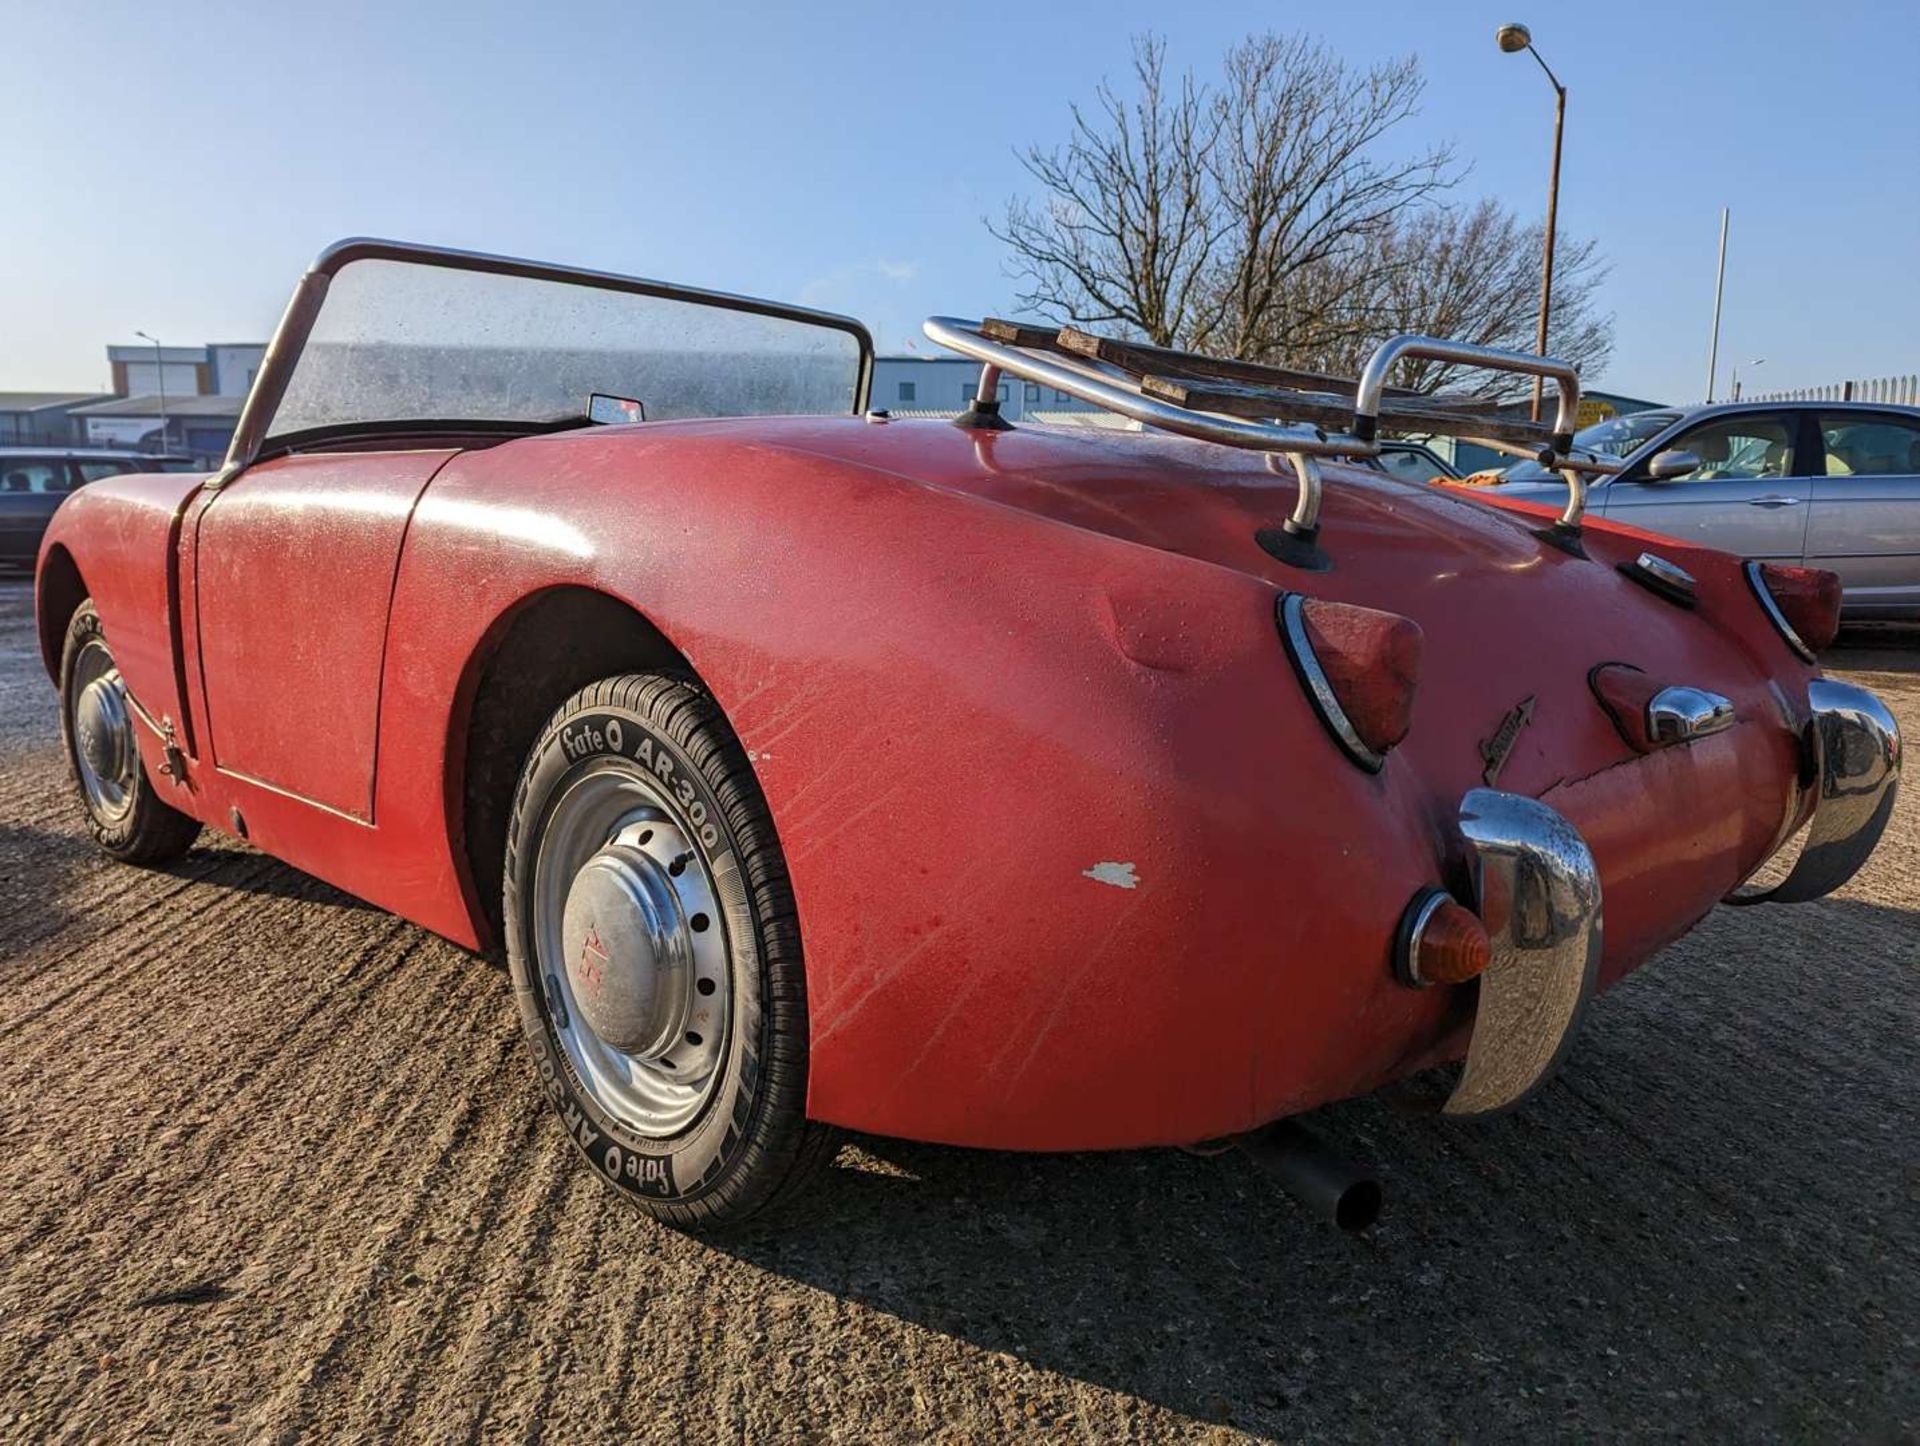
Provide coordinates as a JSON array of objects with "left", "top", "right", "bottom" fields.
[
  {"left": 1589, "top": 663, "right": 1664, "bottom": 753},
  {"left": 37, "top": 417, "right": 1820, "bottom": 1149}
]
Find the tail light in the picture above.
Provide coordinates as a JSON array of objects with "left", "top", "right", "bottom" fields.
[
  {"left": 1394, "top": 888, "right": 1492, "bottom": 988},
  {"left": 1746, "top": 561, "right": 1841, "bottom": 660},
  {"left": 1277, "top": 594, "right": 1423, "bottom": 771}
]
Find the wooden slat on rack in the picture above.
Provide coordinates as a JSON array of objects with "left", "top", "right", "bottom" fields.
[
  {"left": 979, "top": 318, "right": 1074, "bottom": 351},
  {"left": 1140, "top": 374, "right": 1555, "bottom": 449},
  {"left": 1054, "top": 327, "right": 1393, "bottom": 397}
]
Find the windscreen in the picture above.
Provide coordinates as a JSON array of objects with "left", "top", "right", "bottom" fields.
[{"left": 266, "top": 256, "right": 865, "bottom": 441}]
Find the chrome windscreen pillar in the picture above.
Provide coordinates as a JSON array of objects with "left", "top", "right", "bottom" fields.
[
  {"left": 1727, "top": 678, "right": 1902, "bottom": 905},
  {"left": 1444, "top": 788, "right": 1603, "bottom": 1117}
]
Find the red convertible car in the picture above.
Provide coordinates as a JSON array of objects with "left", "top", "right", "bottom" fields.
[{"left": 36, "top": 240, "right": 1900, "bottom": 1230}]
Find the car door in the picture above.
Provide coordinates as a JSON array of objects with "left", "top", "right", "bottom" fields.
[
  {"left": 1598, "top": 410, "right": 1810, "bottom": 559},
  {"left": 192, "top": 450, "right": 459, "bottom": 820},
  {"left": 0, "top": 457, "right": 73, "bottom": 564},
  {"left": 1803, "top": 410, "right": 1920, "bottom": 617}
]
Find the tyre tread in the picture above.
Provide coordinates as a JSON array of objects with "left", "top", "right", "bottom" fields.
[{"left": 502, "top": 670, "right": 836, "bottom": 1229}]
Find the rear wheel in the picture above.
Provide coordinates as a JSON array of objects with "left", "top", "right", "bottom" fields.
[
  {"left": 503, "top": 672, "right": 835, "bottom": 1228},
  {"left": 59, "top": 601, "right": 200, "bottom": 864}
]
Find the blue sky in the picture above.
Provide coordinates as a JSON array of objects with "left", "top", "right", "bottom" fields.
[{"left": 3, "top": 0, "right": 1914, "bottom": 401}]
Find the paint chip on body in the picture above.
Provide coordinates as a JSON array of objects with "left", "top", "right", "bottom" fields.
[{"left": 1083, "top": 861, "right": 1138, "bottom": 890}]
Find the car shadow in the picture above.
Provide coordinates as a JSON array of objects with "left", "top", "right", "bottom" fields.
[
  {"left": 710, "top": 896, "right": 1920, "bottom": 1438},
  {"left": 1830, "top": 623, "right": 1920, "bottom": 675},
  {"left": 0, "top": 817, "right": 374, "bottom": 950}
]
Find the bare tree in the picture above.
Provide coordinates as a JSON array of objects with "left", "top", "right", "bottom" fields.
[
  {"left": 1298, "top": 200, "right": 1613, "bottom": 397},
  {"left": 992, "top": 37, "right": 1219, "bottom": 347},
  {"left": 1200, "top": 34, "right": 1454, "bottom": 360},
  {"left": 992, "top": 34, "right": 1615, "bottom": 395},
  {"left": 992, "top": 32, "right": 1455, "bottom": 357}
]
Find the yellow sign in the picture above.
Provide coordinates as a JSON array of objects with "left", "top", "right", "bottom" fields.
[{"left": 1576, "top": 398, "right": 1618, "bottom": 428}]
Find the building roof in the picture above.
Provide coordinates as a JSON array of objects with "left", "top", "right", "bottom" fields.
[
  {"left": 0, "top": 445, "right": 189, "bottom": 460},
  {"left": 0, "top": 391, "right": 111, "bottom": 412},
  {"left": 70, "top": 393, "right": 245, "bottom": 419}
]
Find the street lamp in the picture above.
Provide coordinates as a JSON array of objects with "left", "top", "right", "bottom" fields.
[
  {"left": 133, "top": 330, "right": 168, "bottom": 455},
  {"left": 1496, "top": 22, "right": 1567, "bottom": 425},
  {"left": 1731, "top": 357, "right": 1765, "bottom": 401}
]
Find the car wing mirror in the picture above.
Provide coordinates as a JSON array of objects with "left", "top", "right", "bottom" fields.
[
  {"left": 1646, "top": 448, "right": 1701, "bottom": 481},
  {"left": 588, "top": 393, "right": 647, "bottom": 425}
]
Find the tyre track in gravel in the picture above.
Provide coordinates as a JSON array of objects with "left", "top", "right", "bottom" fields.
[
  {"left": 0, "top": 839, "right": 307, "bottom": 1005},
  {"left": 1, "top": 577, "right": 1916, "bottom": 1444},
  {"left": 0, "top": 912, "right": 429, "bottom": 1264},
  {"left": 3, "top": 917, "right": 527, "bottom": 1436}
]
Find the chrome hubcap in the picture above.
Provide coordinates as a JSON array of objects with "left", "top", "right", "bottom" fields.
[
  {"left": 71, "top": 642, "right": 135, "bottom": 822},
  {"left": 533, "top": 767, "right": 731, "bottom": 1137}
]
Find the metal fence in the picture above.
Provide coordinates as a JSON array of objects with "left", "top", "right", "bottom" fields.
[{"left": 1748, "top": 374, "right": 1919, "bottom": 406}]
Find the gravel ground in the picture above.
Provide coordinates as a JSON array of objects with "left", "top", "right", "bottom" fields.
[{"left": 1, "top": 575, "right": 1915, "bottom": 1443}]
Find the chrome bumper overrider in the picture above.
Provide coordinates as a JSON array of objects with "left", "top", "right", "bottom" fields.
[
  {"left": 1440, "top": 678, "right": 1901, "bottom": 1118},
  {"left": 1444, "top": 788, "right": 1603, "bottom": 1117},
  {"left": 1728, "top": 677, "right": 1902, "bottom": 906}
]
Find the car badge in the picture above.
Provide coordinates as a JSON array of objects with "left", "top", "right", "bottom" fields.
[{"left": 1479, "top": 695, "right": 1536, "bottom": 785}]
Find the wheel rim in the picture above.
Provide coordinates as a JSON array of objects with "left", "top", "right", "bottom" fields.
[
  {"left": 70, "top": 639, "right": 136, "bottom": 824},
  {"left": 532, "top": 762, "right": 732, "bottom": 1138}
]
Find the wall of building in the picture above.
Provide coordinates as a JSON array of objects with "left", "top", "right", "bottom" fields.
[
  {"left": 870, "top": 354, "right": 1099, "bottom": 421},
  {"left": 118, "top": 359, "right": 205, "bottom": 397},
  {"left": 209, "top": 344, "right": 266, "bottom": 396}
]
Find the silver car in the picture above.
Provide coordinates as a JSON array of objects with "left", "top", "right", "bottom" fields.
[{"left": 1492, "top": 402, "right": 1920, "bottom": 620}]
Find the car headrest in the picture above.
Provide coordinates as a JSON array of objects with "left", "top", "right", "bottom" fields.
[{"left": 1695, "top": 432, "right": 1730, "bottom": 463}]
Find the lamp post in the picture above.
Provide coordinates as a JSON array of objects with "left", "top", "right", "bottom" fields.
[
  {"left": 1731, "top": 357, "right": 1765, "bottom": 401},
  {"left": 1496, "top": 22, "right": 1566, "bottom": 425},
  {"left": 134, "top": 330, "right": 168, "bottom": 454}
]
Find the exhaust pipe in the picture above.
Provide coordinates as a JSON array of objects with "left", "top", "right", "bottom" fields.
[{"left": 1237, "top": 1120, "right": 1382, "bottom": 1232}]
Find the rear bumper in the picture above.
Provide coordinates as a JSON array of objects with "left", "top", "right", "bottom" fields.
[
  {"left": 1441, "top": 788, "right": 1602, "bottom": 1117},
  {"left": 1442, "top": 676, "right": 1899, "bottom": 1116},
  {"left": 1726, "top": 677, "right": 1902, "bottom": 906}
]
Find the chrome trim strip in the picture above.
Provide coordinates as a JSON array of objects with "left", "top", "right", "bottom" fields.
[
  {"left": 1726, "top": 678, "right": 1901, "bottom": 906},
  {"left": 220, "top": 236, "right": 877, "bottom": 481},
  {"left": 1646, "top": 685, "right": 1735, "bottom": 744},
  {"left": 1744, "top": 559, "right": 1815, "bottom": 663},
  {"left": 1444, "top": 788, "right": 1603, "bottom": 1118},
  {"left": 1396, "top": 888, "right": 1451, "bottom": 989},
  {"left": 1276, "top": 593, "right": 1386, "bottom": 773}
]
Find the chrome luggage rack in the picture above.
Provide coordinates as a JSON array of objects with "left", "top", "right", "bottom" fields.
[{"left": 924, "top": 316, "right": 1622, "bottom": 566}]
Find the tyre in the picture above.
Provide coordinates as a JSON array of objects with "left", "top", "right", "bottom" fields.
[
  {"left": 59, "top": 601, "right": 201, "bottom": 864},
  {"left": 503, "top": 673, "right": 836, "bottom": 1228}
]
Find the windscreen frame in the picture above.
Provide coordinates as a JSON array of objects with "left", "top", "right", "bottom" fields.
[{"left": 216, "top": 236, "right": 874, "bottom": 485}]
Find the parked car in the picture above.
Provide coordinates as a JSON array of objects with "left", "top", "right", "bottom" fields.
[
  {"left": 1, "top": 448, "right": 196, "bottom": 567},
  {"left": 34, "top": 240, "right": 1901, "bottom": 1230},
  {"left": 1364, "top": 438, "right": 1461, "bottom": 483},
  {"left": 1461, "top": 402, "right": 1920, "bottom": 620}
]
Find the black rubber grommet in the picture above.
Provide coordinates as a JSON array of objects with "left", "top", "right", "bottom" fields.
[
  {"left": 952, "top": 398, "right": 1013, "bottom": 431},
  {"left": 1256, "top": 526, "right": 1333, "bottom": 572},
  {"left": 1533, "top": 523, "right": 1588, "bottom": 559}
]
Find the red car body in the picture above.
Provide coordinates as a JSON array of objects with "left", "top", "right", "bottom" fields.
[{"left": 34, "top": 412, "right": 1844, "bottom": 1150}]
